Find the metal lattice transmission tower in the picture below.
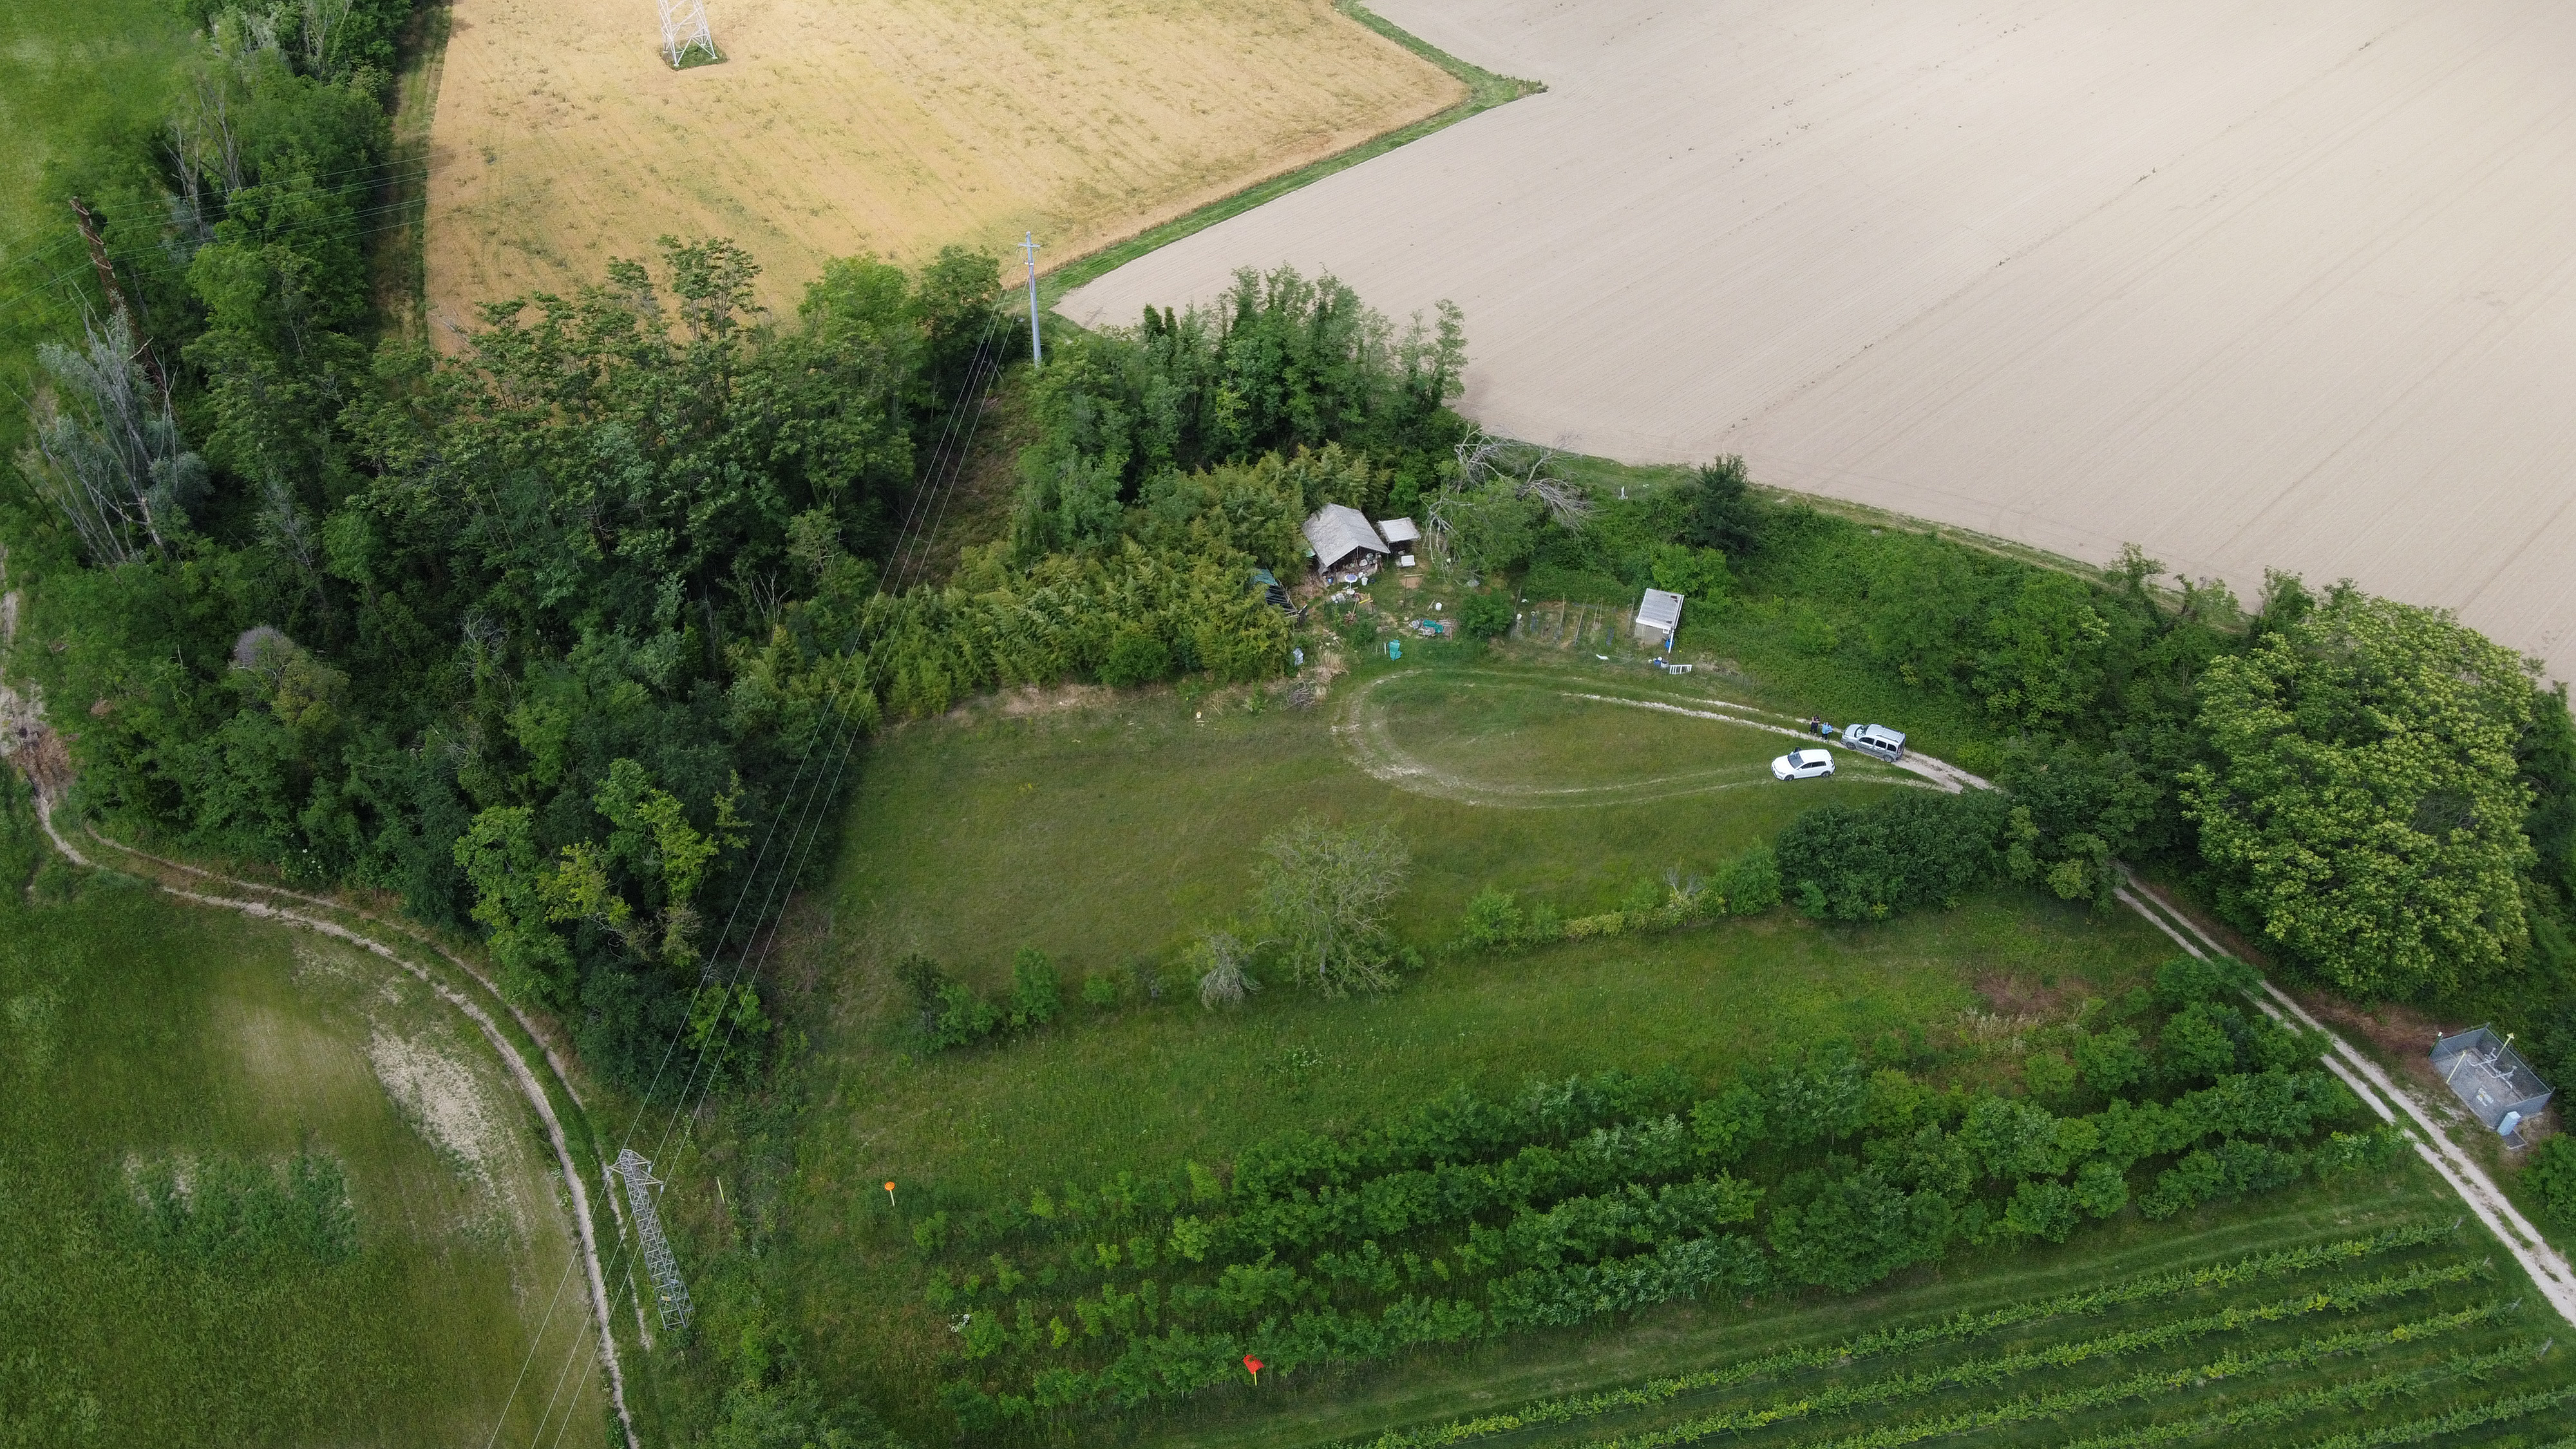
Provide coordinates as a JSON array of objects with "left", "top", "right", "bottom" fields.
[
  {"left": 657, "top": 0, "right": 716, "bottom": 67},
  {"left": 609, "top": 1150, "right": 694, "bottom": 1331}
]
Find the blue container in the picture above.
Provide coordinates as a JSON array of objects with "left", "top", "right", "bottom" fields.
[{"left": 1388, "top": 640, "right": 1403, "bottom": 660}]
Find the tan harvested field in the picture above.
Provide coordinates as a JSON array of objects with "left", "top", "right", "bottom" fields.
[
  {"left": 423, "top": 0, "right": 1461, "bottom": 319},
  {"left": 1065, "top": 0, "right": 2576, "bottom": 681}
]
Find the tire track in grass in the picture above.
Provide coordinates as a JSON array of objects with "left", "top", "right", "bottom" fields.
[{"left": 1335, "top": 670, "right": 1940, "bottom": 808}]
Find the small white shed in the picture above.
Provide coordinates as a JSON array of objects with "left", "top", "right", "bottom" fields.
[
  {"left": 1635, "top": 587, "right": 1684, "bottom": 647},
  {"left": 1303, "top": 504, "right": 1390, "bottom": 574},
  {"left": 1375, "top": 516, "right": 1421, "bottom": 548}
]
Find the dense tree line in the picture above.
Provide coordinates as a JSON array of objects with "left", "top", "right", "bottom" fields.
[
  {"left": 1010, "top": 268, "right": 1468, "bottom": 558},
  {"left": 8, "top": 0, "right": 1493, "bottom": 1098}
]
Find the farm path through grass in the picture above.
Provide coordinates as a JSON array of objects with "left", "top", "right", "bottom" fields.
[
  {"left": 771, "top": 655, "right": 2179, "bottom": 1432},
  {"left": 0, "top": 782, "right": 613, "bottom": 1446}
]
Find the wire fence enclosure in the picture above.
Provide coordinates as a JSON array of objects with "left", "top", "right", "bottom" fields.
[{"left": 2432, "top": 1027, "right": 2553, "bottom": 1135}]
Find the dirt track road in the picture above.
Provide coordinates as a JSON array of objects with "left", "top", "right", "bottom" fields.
[
  {"left": 32, "top": 799, "right": 640, "bottom": 1446},
  {"left": 2117, "top": 875, "right": 2576, "bottom": 1325}
]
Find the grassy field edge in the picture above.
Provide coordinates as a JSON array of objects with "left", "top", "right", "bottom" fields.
[
  {"left": 59, "top": 818, "right": 658, "bottom": 1440},
  {"left": 1039, "top": 2, "right": 1542, "bottom": 303}
]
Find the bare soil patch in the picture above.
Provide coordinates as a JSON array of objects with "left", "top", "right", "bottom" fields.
[
  {"left": 423, "top": 0, "right": 1460, "bottom": 323},
  {"left": 1066, "top": 0, "right": 2576, "bottom": 681}
]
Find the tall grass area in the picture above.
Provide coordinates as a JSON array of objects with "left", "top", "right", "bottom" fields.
[
  {"left": 0, "top": 780, "right": 600, "bottom": 1445},
  {"left": 0, "top": 0, "right": 194, "bottom": 461},
  {"left": 656, "top": 658, "right": 2201, "bottom": 1439}
]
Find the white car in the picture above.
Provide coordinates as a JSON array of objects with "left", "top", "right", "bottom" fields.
[{"left": 1772, "top": 748, "right": 1835, "bottom": 781}]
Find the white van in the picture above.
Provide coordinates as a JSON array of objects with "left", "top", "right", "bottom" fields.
[{"left": 1844, "top": 724, "right": 1906, "bottom": 762}]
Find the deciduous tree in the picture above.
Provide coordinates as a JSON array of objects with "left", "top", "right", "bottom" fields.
[
  {"left": 2185, "top": 587, "right": 2537, "bottom": 996},
  {"left": 1255, "top": 819, "right": 1410, "bottom": 996}
]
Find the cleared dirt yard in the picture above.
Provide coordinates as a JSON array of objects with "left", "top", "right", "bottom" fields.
[
  {"left": 1064, "top": 0, "right": 2576, "bottom": 681},
  {"left": 424, "top": 0, "right": 1460, "bottom": 318}
]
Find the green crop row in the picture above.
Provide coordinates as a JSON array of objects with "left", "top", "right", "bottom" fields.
[
  {"left": 1531, "top": 1262, "right": 2479, "bottom": 1448},
  {"left": 1607, "top": 1304, "right": 2514, "bottom": 1449},
  {"left": 2054, "top": 1338, "right": 2557, "bottom": 1449},
  {"left": 2286, "top": 1384, "right": 2576, "bottom": 1449},
  {"left": 1346, "top": 1222, "right": 2460, "bottom": 1449}
]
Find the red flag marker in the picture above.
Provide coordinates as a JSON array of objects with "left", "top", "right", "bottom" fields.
[{"left": 1244, "top": 1355, "right": 1264, "bottom": 1385}]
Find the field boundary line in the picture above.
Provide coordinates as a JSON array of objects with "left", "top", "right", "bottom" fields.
[
  {"left": 2115, "top": 873, "right": 2576, "bottom": 1325},
  {"left": 1042, "top": 2, "right": 1542, "bottom": 303},
  {"left": 27, "top": 795, "right": 639, "bottom": 1447}
]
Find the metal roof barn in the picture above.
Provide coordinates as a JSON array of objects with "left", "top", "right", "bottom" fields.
[
  {"left": 1376, "top": 516, "right": 1421, "bottom": 546},
  {"left": 1303, "top": 504, "right": 1390, "bottom": 573},
  {"left": 2431, "top": 1026, "right": 2553, "bottom": 1135}
]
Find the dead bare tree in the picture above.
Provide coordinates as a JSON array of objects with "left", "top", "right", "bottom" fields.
[
  {"left": 299, "top": 0, "right": 354, "bottom": 73},
  {"left": 15, "top": 310, "right": 205, "bottom": 566},
  {"left": 1453, "top": 430, "right": 1591, "bottom": 527},
  {"left": 1425, "top": 429, "right": 1591, "bottom": 567}
]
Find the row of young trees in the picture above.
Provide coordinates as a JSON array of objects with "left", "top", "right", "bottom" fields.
[{"left": 917, "top": 960, "right": 2394, "bottom": 1426}]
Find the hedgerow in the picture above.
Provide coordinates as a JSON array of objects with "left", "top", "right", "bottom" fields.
[
  {"left": 923, "top": 1007, "right": 2392, "bottom": 1426},
  {"left": 1452, "top": 847, "right": 1779, "bottom": 954}
]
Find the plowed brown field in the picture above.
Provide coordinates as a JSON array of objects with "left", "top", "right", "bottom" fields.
[
  {"left": 422, "top": 0, "right": 1460, "bottom": 320},
  {"left": 1064, "top": 0, "right": 2576, "bottom": 681}
]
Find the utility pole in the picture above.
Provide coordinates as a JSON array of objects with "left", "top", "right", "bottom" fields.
[{"left": 1020, "top": 231, "right": 1043, "bottom": 369}]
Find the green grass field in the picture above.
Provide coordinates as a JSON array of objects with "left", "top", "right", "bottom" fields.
[
  {"left": 685, "top": 646, "right": 2506, "bottom": 1443},
  {"left": 0, "top": 784, "right": 602, "bottom": 1445}
]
